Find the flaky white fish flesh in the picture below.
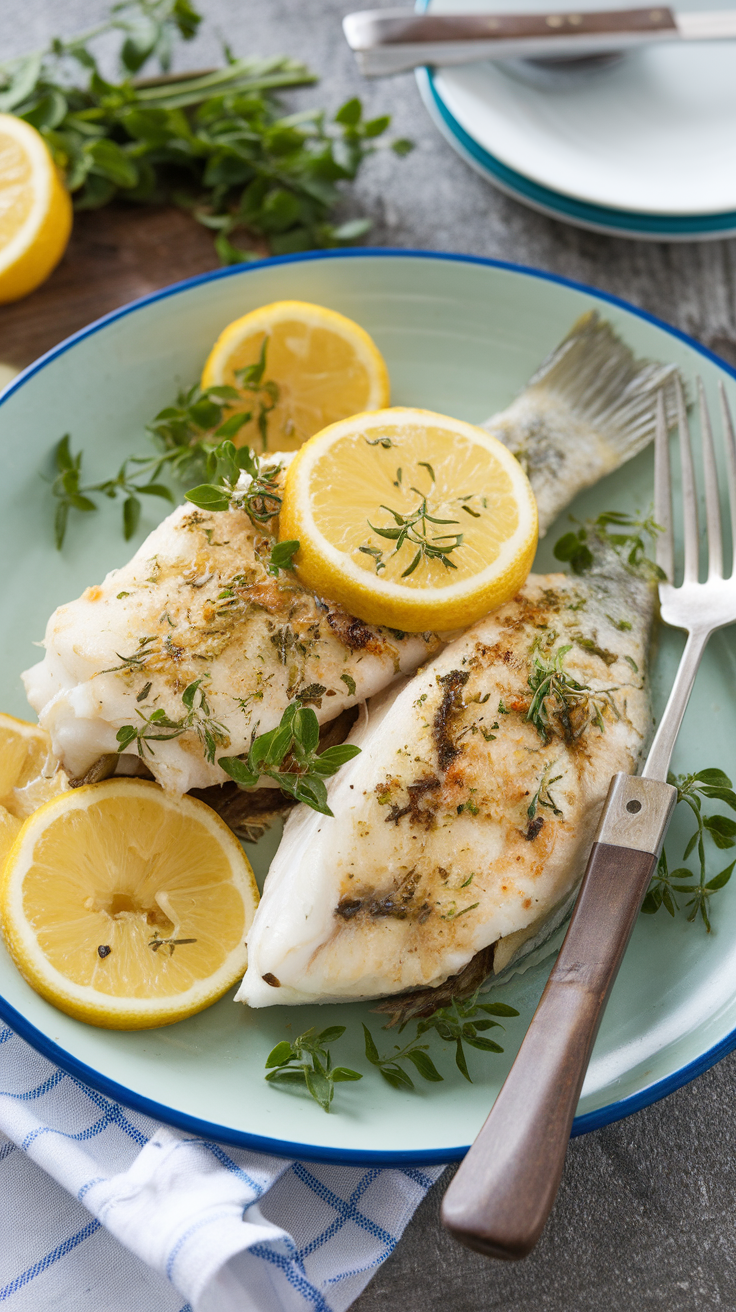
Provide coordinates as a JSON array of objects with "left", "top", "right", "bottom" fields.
[
  {"left": 23, "top": 491, "right": 437, "bottom": 794},
  {"left": 238, "top": 547, "right": 655, "bottom": 1007}
]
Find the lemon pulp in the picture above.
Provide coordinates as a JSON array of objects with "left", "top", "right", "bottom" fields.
[
  {"left": 280, "top": 407, "right": 538, "bottom": 632},
  {"left": 1, "top": 780, "right": 258, "bottom": 1029},
  {"left": 0, "top": 114, "right": 72, "bottom": 304},
  {"left": 201, "top": 300, "right": 389, "bottom": 452}
]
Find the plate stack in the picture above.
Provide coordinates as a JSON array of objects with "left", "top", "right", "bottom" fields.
[{"left": 417, "top": 0, "right": 736, "bottom": 240}]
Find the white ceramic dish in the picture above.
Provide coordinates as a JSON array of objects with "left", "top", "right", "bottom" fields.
[{"left": 417, "top": 0, "right": 736, "bottom": 239}]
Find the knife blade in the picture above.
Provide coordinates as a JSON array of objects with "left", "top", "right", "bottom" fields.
[{"left": 343, "top": 7, "right": 736, "bottom": 75}]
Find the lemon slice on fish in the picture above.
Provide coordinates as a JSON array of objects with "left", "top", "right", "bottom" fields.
[
  {"left": 279, "top": 407, "right": 538, "bottom": 632},
  {"left": 0, "top": 779, "right": 258, "bottom": 1030},
  {"left": 201, "top": 300, "right": 390, "bottom": 453}
]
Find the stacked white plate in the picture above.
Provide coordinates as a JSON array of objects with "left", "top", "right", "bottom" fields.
[{"left": 417, "top": 0, "right": 736, "bottom": 239}]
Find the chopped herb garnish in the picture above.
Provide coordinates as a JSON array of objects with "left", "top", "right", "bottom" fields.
[
  {"left": 340, "top": 673, "right": 357, "bottom": 697},
  {"left": 527, "top": 639, "right": 618, "bottom": 744},
  {"left": 116, "top": 676, "right": 229, "bottom": 764}
]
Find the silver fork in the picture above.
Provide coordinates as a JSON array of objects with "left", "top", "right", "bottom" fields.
[{"left": 441, "top": 377, "right": 736, "bottom": 1261}]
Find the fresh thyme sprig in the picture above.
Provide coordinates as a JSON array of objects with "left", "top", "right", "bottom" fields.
[
  {"left": 364, "top": 494, "right": 465, "bottom": 578},
  {"left": 3, "top": 0, "right": 410, "bottom": 262},
  {"left": 265, "top": 1027, "right": 362, "bottom": 1113},
  {"left": 362, "top": 1024, "right": 442, "bottom": 1090},
  {"left": 52, "top": 434, "right": 176, "bottom": 549},
  {"left": 115, "top": 676, "right": 229, "bottom": 763},
  {"left": 527, "top": 640, "right": 618, "bottom": 744},
  {"left": 218, "top": 701, "right": 361, "bottom": 816},
  {"left": 553, "top": 510, "right": 665, "bottom": 578},
  {"left": 642, "top": 767, "right": 736, "bottom": 930}
]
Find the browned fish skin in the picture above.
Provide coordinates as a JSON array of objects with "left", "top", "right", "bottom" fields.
[{"left": 239, "top": 546, "right": 655, "bottom": 1007}]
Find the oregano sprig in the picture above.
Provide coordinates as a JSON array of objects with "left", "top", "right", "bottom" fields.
[
  {"left": 362, "top": 1024, "right": 442, "bottom": 1090},
  {"left": 3, "top": 0, "right": 410, "bottom": 261},
  {"left": 265, "top": 1027, "right": 362, "bottom": 1112},
  {"left": 414, "top": 990, "right": 519, "bottom": 1082},
  {"left": 218, "top": 701, "right": 361, "bottom": 816},
  {"left": 642, "top": 767, "right": 736, "bottom": 930},
  {"left": 554, "top": 510, "right": 665, "bottom": 578}
]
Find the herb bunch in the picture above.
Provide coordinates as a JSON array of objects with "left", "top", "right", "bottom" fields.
[
  {"left": 554, "top": 510, "right": 664, "bottom": 578},
  {"left": 643, "top": 768, "right": 736, "bottom": 931},
  {"left": 2, "top": 0, "right": 410, "bottom": 262},
  {"left": 265, "top": 1027, "right": 362, "bottom": 1113},
  {"left": 219, "top": 701, "right": 361, "bottom": 816}
]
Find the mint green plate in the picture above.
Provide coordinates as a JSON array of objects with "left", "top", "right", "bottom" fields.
[{"left": 2, "top": 250, "right": 735, "bottom": 1164}]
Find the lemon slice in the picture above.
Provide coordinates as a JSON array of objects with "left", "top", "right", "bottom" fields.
[
  {"left": 201, "top": 300, "right": 390, "bottom": 453},
  {"left": 0, "top": 114, "right": 72, "bottom": 304},
  {"left": 0, "top": 712, "right": 65, "bottom": 818},
  {"left": 0, "top": 780, "right": 259, "bottom": 1030},
  {"left": 280, "top": 407, "right": 538, "bottom": 632},
  {"left": 0, "top": 806, "right": 22, "bottom": 871}
]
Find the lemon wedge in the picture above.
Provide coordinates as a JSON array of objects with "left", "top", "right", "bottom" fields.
[
  {"left": 201, "top": 300, "right": 390, "bottom": 453},
  {"left": 0, "top": 807, "right": 22, "bottom": 871},
  {"left": 0, "top": 712, "right": 66, "bottom": 818},
  {"left": 0, "top": 779, "right": 259, "bottom": 1029},
  {"left": 279, "top": 407, "right": 538, "bottom": 632},
  {"left": 0, "top": 114, "right": 72, "bottom": 304}
]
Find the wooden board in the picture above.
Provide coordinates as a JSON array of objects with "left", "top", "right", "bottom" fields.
[{"left": 0, "top": 204, "right": 222, "bottom": 373}]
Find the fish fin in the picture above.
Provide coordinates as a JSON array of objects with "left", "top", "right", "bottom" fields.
[{"left": 484, "top": 311, "right": 681, "bottom": 535}]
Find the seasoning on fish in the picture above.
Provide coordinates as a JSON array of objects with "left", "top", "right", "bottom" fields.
[
  {"left": 22, "top": 459, "right": 438, "bottom": 795},
  {"left": 237, "top": 538, "right": 656, "bottom": 1008}
]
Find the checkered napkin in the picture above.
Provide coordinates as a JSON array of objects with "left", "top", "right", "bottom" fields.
[{"left": 0, "top": 1024, "right": 443, "bottom": 1311}]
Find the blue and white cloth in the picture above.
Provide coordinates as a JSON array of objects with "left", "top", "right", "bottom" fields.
[{"left": 0, "top": 1024, "right": 444, "bottom": 1311}]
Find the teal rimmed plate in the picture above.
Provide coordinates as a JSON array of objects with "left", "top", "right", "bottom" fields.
[{"left": 2, "top": 249, "right": 736, "bottom": 1163}]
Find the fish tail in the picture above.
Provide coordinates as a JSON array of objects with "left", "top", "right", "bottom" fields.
[
  {"left": 520, "top": 310, "right": 679, "bottom": 460},
  {"left": 484, "top": 311, "right": 682, "bottom": 535}
]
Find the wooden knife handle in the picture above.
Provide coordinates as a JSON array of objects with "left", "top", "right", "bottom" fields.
[
  {"left": 440, "top": 762, "right": 681, "bottom": 1260},
  {"left": 355, "top": 8, "right": 677, "bottom": 47}
]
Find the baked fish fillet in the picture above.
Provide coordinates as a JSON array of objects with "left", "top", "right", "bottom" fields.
[
  {"left": 238, "top": 545, "right": 655, "bottom": 1007},
  {"left": 23, "top": 311, "right": 672, "bottom": 795},
  {"left": 23, "top": 483, "right": 437, "bottom": 794}
]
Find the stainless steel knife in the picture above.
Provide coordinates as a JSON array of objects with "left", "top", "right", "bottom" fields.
[{"left": 343, "top": 6, "right": 736, "bottom": 75}]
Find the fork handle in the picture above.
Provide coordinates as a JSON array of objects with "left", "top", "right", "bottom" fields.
[{"left": 441, "top": 773, "right": 676, "bottom": 1261}]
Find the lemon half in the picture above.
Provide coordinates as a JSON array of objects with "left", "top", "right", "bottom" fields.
[
  {"left": 0, "top": 780, "right": 259, "bottom": 1029},
  {"left": 201, "top": 299, "right": 390, "bottom": 452},
  {"left": 0, "top": 114, "right": 72, "bottom": 304},
  {"left": 280, "top": 407, "right": 538, "bottom": 632}
]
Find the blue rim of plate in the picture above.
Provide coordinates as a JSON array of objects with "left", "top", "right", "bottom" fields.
[
  {"left": 3, "top": 246, "right": 736, "bottom": 1164},
  {"left": 415, "top": 59, "right": 736, "bottom": 240}
]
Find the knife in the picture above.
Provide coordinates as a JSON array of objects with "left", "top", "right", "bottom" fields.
[{"left": 343, "top": 7, "right": 736, "bottom": 75}]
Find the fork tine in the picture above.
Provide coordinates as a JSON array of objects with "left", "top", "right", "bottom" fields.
[
  {"left": 698, "top": 379, "right": 723, "bottom": 579},
  {"left": 719, "top": 381, "right": 736, "bottom": 578},
  {"left": 654, "top": 389, "right": 674, "bottom": 584},
  {"left": 676, "top": 375, "right": 700, "bottom": 583}
]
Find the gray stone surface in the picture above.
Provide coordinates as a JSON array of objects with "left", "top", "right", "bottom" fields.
[{"left": 7, "top": 1, "right": 736, "bottom": 1308}]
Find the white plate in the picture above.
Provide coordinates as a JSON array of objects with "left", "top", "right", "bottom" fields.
[{"left": 420, "top": 0, "right": 736, "bottom": 219}]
